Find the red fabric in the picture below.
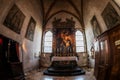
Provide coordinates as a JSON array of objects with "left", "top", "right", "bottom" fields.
[
  {"left": 16, "top": 43, "right": 20, "bottom": 60},
  {"left": 0, "top": 38, "right": 3, "bottom": 45}
]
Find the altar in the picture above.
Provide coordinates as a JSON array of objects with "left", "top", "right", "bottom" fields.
[
  {"left": 51, "top": 56, "right": 78, "bottom": 69},
  {"left": 44, "top": 55, "right": 85, "bottom": 76}
]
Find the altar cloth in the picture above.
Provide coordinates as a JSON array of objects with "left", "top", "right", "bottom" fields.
[{"left": 52, "top": 56, "right": 78, "bottom": 61}]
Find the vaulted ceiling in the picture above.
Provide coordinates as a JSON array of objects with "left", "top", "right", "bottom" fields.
[{"left": 40, "top": 0, "right": 84, "bottom": 29}]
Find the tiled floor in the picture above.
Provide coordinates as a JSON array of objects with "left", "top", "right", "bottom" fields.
[{"left": 25, "top": 68, "right": 96, "bottom": 80}]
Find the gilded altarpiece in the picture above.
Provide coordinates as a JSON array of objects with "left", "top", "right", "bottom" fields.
[{"left": 52, "top": 18, "right": 76, "bottom": 56}]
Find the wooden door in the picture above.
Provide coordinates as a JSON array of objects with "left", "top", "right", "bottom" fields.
[
  {"left": 109, "top": 25, "right": 120, "bottom": 80},
  {"left": 98, "top": 33, "right": 110, "bottom": 80},
  {"left": 94, "top": 40, "right": 100, "bottom": 79}
]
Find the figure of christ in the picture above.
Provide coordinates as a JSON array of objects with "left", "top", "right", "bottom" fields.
[
  {"left": 60, "top": 30, "right": 73, "bottom": 54},
  {"left": 65, "top": 39, "right": 73, "bottom": 53}
]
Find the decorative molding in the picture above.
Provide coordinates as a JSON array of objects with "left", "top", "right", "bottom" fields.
[
  {"left": 44, "top": 10, "right": 81, "bottom": 27},
  {"left": 52, "top": 17, "right": 75, "bottom": 28},
  {"left": 112, "top": 0, "right": 120, "bottom": 8}
]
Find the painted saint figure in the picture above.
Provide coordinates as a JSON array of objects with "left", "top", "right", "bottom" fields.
[
  {"left": 65, "top": 39, "right": 73, "bottom": 53},
  {"left": 56, "top": 29, "right": 73, "bottom": 54}
]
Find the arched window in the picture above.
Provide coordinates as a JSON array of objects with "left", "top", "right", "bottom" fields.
[
  {"left": 75, "top": 30, "right": 84, "bottom": 52},
  {"left": 44, "top": 31, "right": 53, "bottom": 53}
]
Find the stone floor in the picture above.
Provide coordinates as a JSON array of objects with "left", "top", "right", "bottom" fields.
[{"left": 25, "top": 68, "right": 96, "bottom": 80}]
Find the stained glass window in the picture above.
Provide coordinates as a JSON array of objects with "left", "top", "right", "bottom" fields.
[
  {"left": 44, "top": 31, "right": 52, "bottom": 53},
  {"left": 75, "top": 30, "right": 84, "bottom": 52}
]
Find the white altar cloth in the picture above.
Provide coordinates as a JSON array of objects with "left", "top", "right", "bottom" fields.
[{"left": 52, "top": 56, "right": 78, "bottom": 61}]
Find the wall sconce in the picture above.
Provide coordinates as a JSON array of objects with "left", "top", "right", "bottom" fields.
[{"left": 90, "top": 46, "right": 95, "bottom": 59}]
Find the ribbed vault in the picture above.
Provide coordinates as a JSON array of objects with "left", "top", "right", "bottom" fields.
[{"left": 39, "top": 0, "right": 84, "bottom": 29}]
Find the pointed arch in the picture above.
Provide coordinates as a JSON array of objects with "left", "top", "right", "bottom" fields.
[
  {"left": 75, "top": 30, "right": 85, "bottom": 52},
  {"left": 44, "top": 31, "right": 53, "bottom": 53}
]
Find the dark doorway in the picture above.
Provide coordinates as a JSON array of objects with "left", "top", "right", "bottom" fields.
[{"left": 0, "top": 34, "right": 20, "bottom": 79}]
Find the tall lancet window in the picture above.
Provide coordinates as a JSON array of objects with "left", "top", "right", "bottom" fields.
[
  {"left": 44, "top": 31, "right": 53, "bottom": 53},
  {"left": 75, "top": 30, "right": 84, "bottom": 52}
]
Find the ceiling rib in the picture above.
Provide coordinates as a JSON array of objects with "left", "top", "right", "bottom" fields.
[
  {"left": 45, "top": 0, "right": 56, "bottom": 20},
  {"left": 41, "top": 0, "right": 83, "bottom": 29},
  {"left": 40, "top": 0, "right": 45, "bottom": 26},
  {"left": 68, "top": 0, "right": 82, "bottom": 19}
]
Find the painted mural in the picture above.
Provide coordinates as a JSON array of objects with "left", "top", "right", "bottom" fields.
[
  {"left": 25, "top": 17, "right": 36, "bottom": 41},
  {"left": 102, "top": 3, "right": 120, "bottom": 29},
  {"left": 3, "top": 4, "right": 25, "bottom": 34},
  {"left": 91, "top": 16, "right": 101, "bottom": 38},
  {"left": 55, "top": 28, "right": 74, "bottom": 54}
]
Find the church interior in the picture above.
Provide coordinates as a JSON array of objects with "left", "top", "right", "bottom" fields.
[{"left": 0, "top": 0, "right": 120, "bottom": 80}]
